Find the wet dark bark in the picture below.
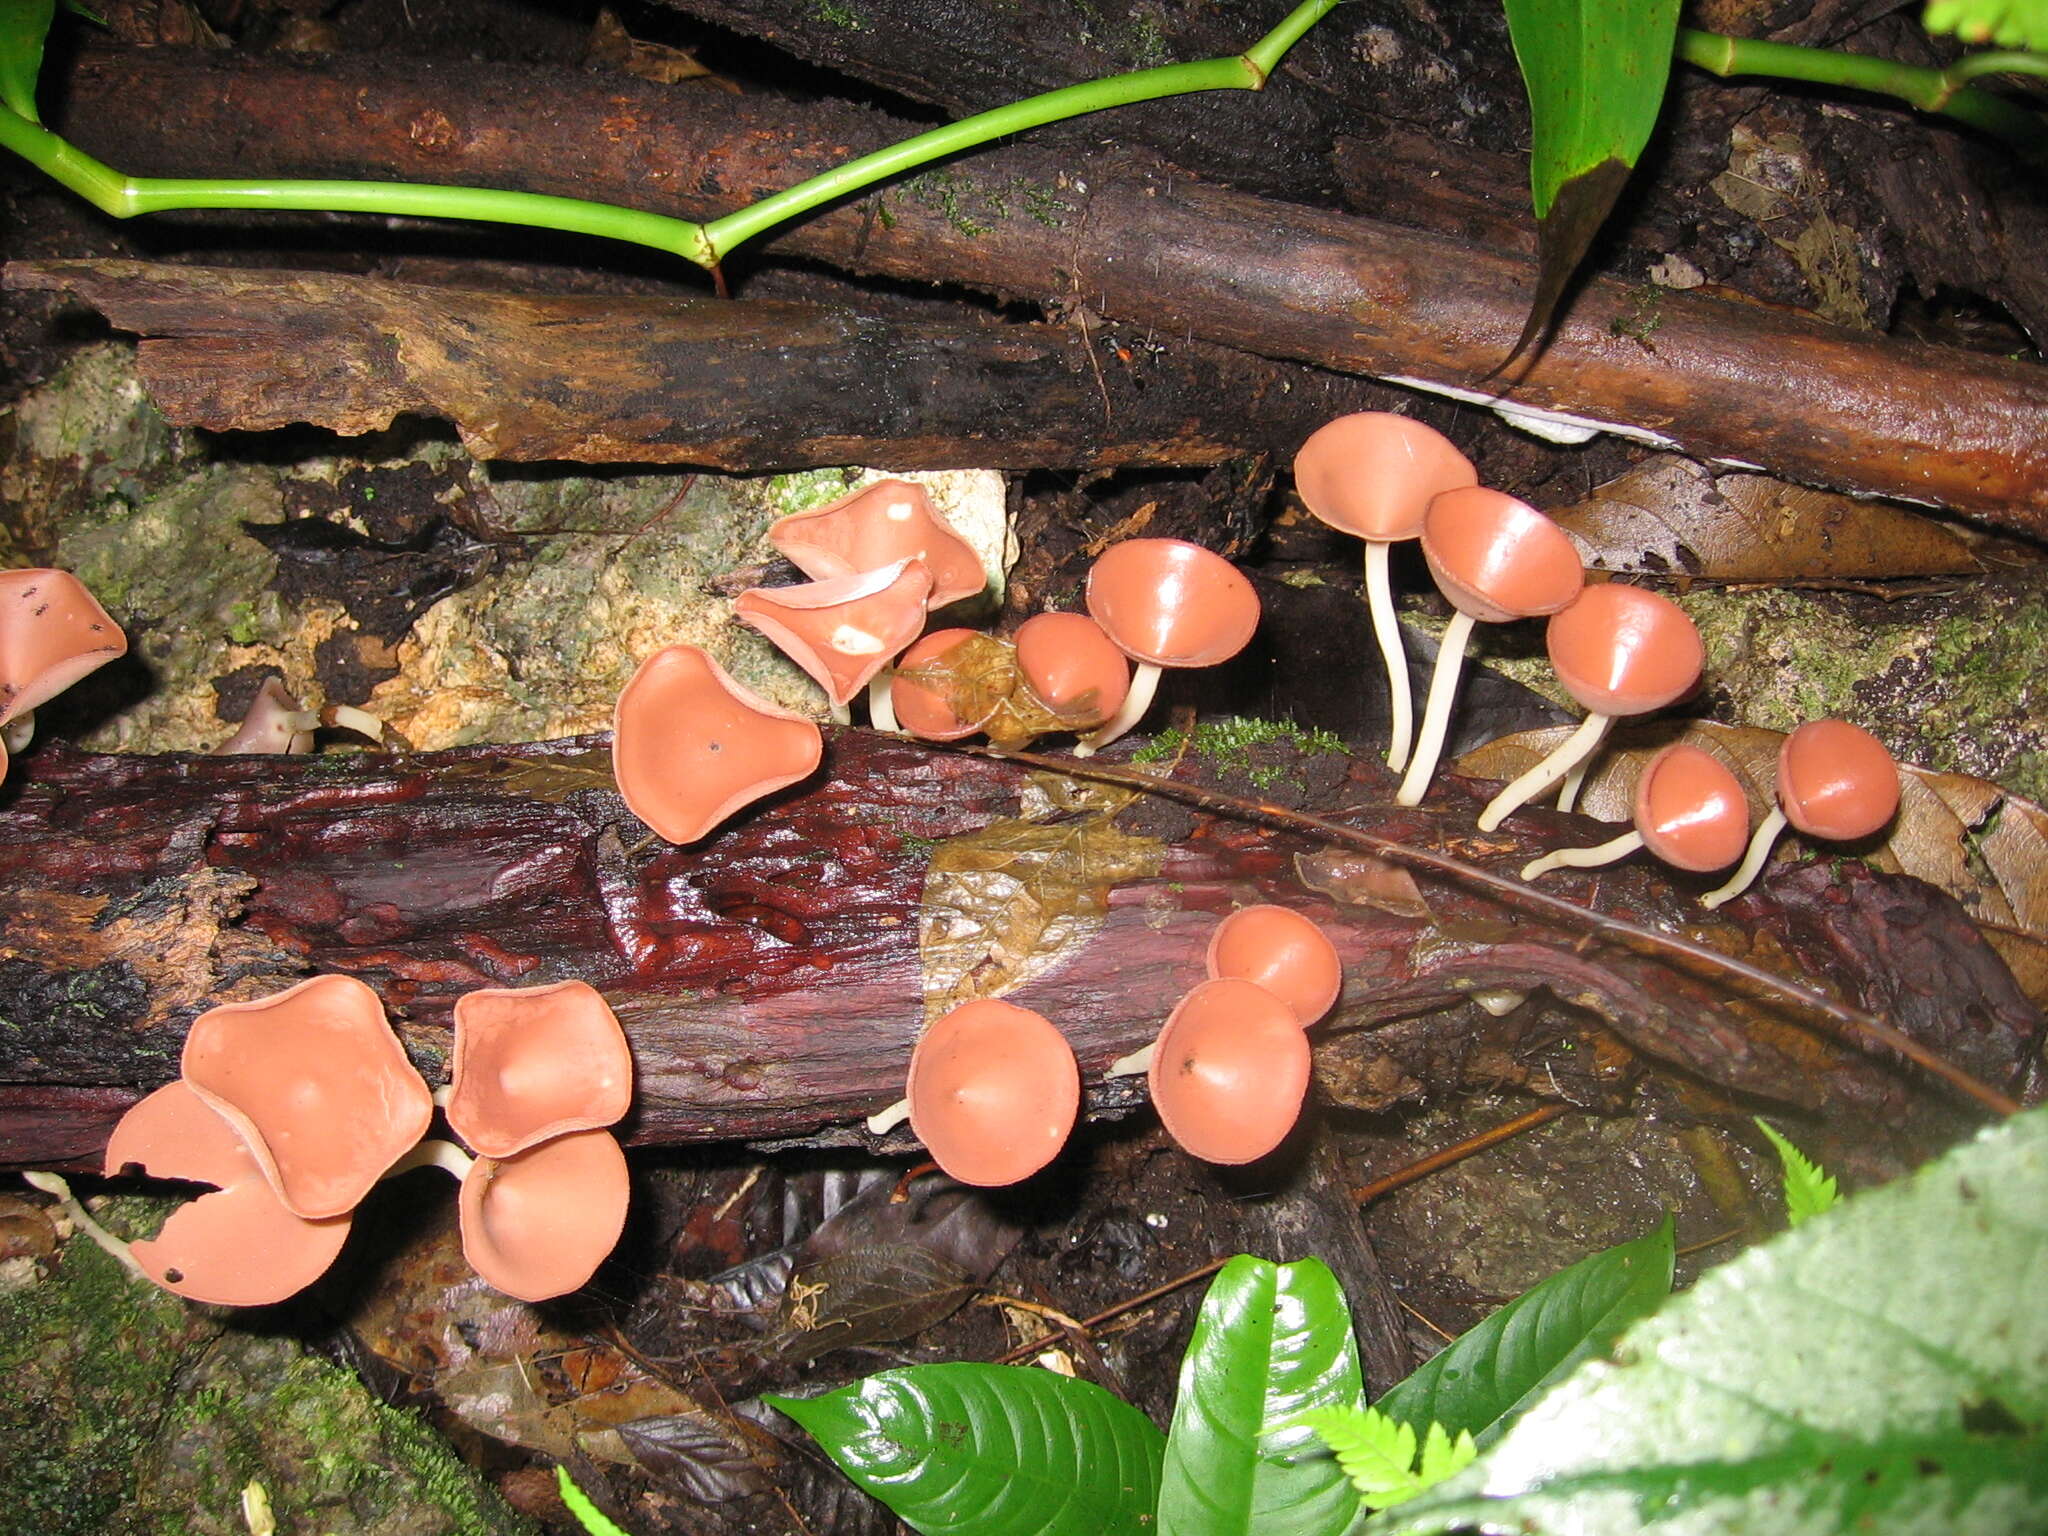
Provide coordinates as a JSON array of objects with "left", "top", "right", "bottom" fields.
[
  {"left": 53, "top": 47, "right": 2048, "bottom": 530},
  {"left": 0, "top": 731, "right": 2034, "bottom": 1170}
]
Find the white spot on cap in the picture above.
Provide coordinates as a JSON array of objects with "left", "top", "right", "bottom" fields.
[
  {"left": 885, "top": 500, "right": 916, "bottom": 521},
  {"left": 830, "top": 624, "right": 885, "bottom": 655}
]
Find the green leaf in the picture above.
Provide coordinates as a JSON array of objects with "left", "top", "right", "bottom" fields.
[
  {"left": 1925, "top": 0, "right": 2048, "bottom": 50},
  {"left": 1298, "top": 1407, "right": 1477, "bottom": 1509},
  {"left": 1157, "top": 1255, "right": 1365, "bottom": 1536},
  {"left": 1499, "top": 0, "right": 1681, "bottom": 363},
  {"left": 1370, "top": 1104, "right": 2048, "bottom": 1534},
  {"left": 1754, "top": 1117, "right": 1840, "bottom": 1226},
  {"left": 1372, "top": 1214, "right": 1673, "bottom": 1448},
  {"left": 555, "top": 1466, "right": 635, "bottom": 1536},
  {"left": 0, "top": 0, "right": 55, "bottom": 123},
  {"left": 765, "top": 1363, "right": 1163, "bottom": 1536}
]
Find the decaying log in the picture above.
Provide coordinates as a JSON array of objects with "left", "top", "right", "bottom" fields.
[
  {"left": 0, "top": 731, "right": 2034, "bottom": 1170},
  {"left": 54, "top": 48, "right": 2048, "bottom": 530},
  {"left": 1, "top": 260, "right": 1406, "bottom": 469}
]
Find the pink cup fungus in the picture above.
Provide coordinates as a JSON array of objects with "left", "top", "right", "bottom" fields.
[
  {"left": 1204, "top": 904, "right": 1342, "bottom": 1026},
  {"left": 770, "top": 478, "right": 987, "bottom": 610},
  {"left": 736, "top": 559, "right": 935, "bottom": 715},
  {"left": 1013, "top": 610, "right": 1132, "bottom": 733},
  {"left": 1147, "top": 978, "right": 1311, "bottom": 1165},
  {"left": 888, "top": 627, "right": 1015, "bottom": 741},
  {"left": 457, "top": 1128, "right": 632, "bottom": 1304},
  {"left": 1701, "top": 719, "right": 1901, "bottom": 909},
  {"left": 1519, "top": 743, "right": 1749, "bottom": 881},
  {"left": 903, "top": 998, "right": 1080, "bottom": 1186},
  {"left": 0, "top": 567, "right": 127, "bottom": 780},
  {"left": 446, "top": 980, "right": 633, "bottom": 1159}
]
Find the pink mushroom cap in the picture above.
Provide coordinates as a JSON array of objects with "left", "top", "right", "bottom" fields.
[
  {"left": 1014, "top": 611, "right": 1131, "bottom": 727},
  {"left": 1147, "top": 978, "right": 1311, "bottom": 1165},
  {"left": 1632, "top": 744, "right": 1750, "bottom": 872},
  {"left": 735, "top": 559, "right": 936, "bottom": 706},
  {"left": 1084, "top": 538, "right": 1260, "bottom": 669},
  {"left": 447, "top": 980, "right": 634, "bottom": 1160},
  {"left": 105, "top": 1080, "right": 353, "bottom": 1306},
  {"left": 1292, "top": 412, "right": 1477, "bottom": 543},
  {"left": 1420, "top": 488, "right": 1584, "bottom": 625},
  {"left": 458, "top": 1127, "right": 631, "bottom": 1302},
  {"left": 1777, "top": 719, "right": 1901, "bottom": 841},
  {"left": 612, "top": 644, "right": 823, "bottom": 845},
  {"left": 1204, "top": 905, "right": 1343, "bottom": 1026},
  {"left": 180, "top": 974, "right": 433, "bottom": 1221},
  {"left": 906, "top": 998, "right": 1080, "bottom": 1187},
  {"left": 891, "top": 627, "right": 1004, "bottom": 740},
  {"left": 770, "top": 478, "right": 987, "bottom": 609},
  {"left": 0, "top": 567, "right": 128, "bottom": 729},
  {"left": 1545, "top": 584, "right": 1704, "bottom": 716}
]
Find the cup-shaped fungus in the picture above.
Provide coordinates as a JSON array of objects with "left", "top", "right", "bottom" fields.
[
  {"left": 889, "top": 628, "right": 1018, "bottom": 741},
  {"left": 1396, "top": 489, "right": 1583, "bottom": 807},
  {"left": 446, "top": 980, "right": 633, "bottom": 1159},
  {"left": 612, "top": 644, "right": 823, "bottom": 845},
  {"left": 1701, "top": 719, "right": 1901, "bottom": 909},
  {"left": 905, "top": 998, "right": 1080, "bottom": 1186},
  {"left": 1148, "top": 978, "right": 1311, "bottom": 1165},
  {"left": 180, "top": 974, "right": 434, "bottom": 1220},
  {"left": 1014, "top": 611, "right": 1131, "bottom": 733},
  {"left": 458, "top": 1128, "right": 631, "bottom": 1303},
  {"left": 770, "top": 478, "right": 987, "bottom": 610},
  {"left": 213, "top": 675, "right": 319, "bottom": 755},
  {"left": 1520, "top": 743, "right": 1749, "bottom": 881},
  {"left": 1078, "top": 538, "right": 1261, "bottom": 755},
  {"left": 1476, "top": 584, "right": 1703, "bottom": 832},
  {"left": 1204, "top": 904, "right": 1343, "bottom": 1026},
  {"left": 1292, "top": 413, "right": 1477, "bottom": 772},
  {"left": 104, "top": 1080, "right": 353, "bottom": 1306},
  {"left": 0, "top": 567, "right": 127, "bottom": 780},
  {"left": 736, "top": 559, "right": 935, "bottom": 715}
]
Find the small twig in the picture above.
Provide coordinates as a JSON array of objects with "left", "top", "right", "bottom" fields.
[
  {"left": 1350, "top": 1102, "right": 1576, "bottom": 1206},
  {"left": 1677, "top": 1226, "right": 1745, "bottom": 1257},
  {"left": 1392, "top": 1292, "right": 1457, "bottom": 1344},
  {"left": 992, "top": 1254, "right": 1230, "bottom": 1365}
]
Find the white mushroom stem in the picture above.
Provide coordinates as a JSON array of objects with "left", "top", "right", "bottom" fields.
[
  {"left": 1104, "top": 1041, "right": 1157, "bottom": 1078},
  {"left": 828, "top": 700, "right": 853, "bottom": 727},
  {"left": 867, "top": 670, "right": 901, "bottom": 733},
  {"left": 866, "top": 1097, "right": 912, "bottom": 1135},
  {"left": 1074, "top": 661, "right": 1162, "bottom": 758},
  {"left": 22, "top": 1170, "right": 150, "bottom": 1282},
  {"left": 1394, "top": 611, "right": 1475, "bottom": 806},
  {"left": 1475, "top": 713, "right": 1614, "bottom": 832},
  {"left": 1470, "top": 988, "right": 1529, "bottom": 1016},
  {"left": 380, "top": 1139, "right": 476, "bottom": 1182},
  {"left": 321, "top": 703, "right": 392, "bottom": 744},
  {"left": 1699, "top": 806, "right": 1789, "bottom": 910},
  {"left": 1556, "top": 758, "right": 1590, "bottom": 813},
  {"left": 1521, "top": 829, "right": 1644, "bottom": 882},
  {"left": 2, "top": 710, "right": 35, "bottom": 756},
  {"left": 1363, "top": 541, "right": 1414, "bottom": 773}
]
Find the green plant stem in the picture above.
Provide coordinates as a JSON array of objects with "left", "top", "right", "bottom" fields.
[{"left": 1676, "top": 29, "right": 2046, "bottom": 160}]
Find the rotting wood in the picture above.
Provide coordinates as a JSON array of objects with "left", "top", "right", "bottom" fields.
[
  {"left": 0, "top": 730, "right": 2034, "bottom": 1171},
  {"left": 53, "top": 47, "right": 2048, "bottom": 531},
  {"left": 1, "top": 259, "right": 1411, "bottom": 469}
]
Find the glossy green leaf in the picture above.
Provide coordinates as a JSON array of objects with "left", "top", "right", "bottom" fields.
[
  {"left": 766, "top": 1363, "right": 1163, "bottom": 1536},
  {"left": 0, "top": 0, "right": 55, "bottom": 123},
  {"left": 1372, "top": 1214, "right": 1672, "bottom": 1448},
  {"left": 1754, "top": 1118, "right": 1840, "bottom": 1226},
  {"left": 1499, "top": 0, "right": 1681, "bottom": 363},
  {"left": 1157, "top": 1255, "right": 1365, "bottom": 1536},
  {"left": 1371, "top": 1105, "right": 2048, "bottom": 1534},
  {"left": 1924, "top": 0, "right": 2048, "bottom": 50}
]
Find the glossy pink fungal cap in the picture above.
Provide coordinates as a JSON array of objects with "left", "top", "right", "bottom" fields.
[
  {"left": 1545, "top": 584, "right": 1703, "bottom": 716},
  {"left": 458, "top": 1128, "right": 630, "bottom": 1302},
  {"left": 770, "top": 478, "right": 987, "bottom": 609},
  {"left": 180, "top": 974, "right": 433, "bottom": 1221},
  {"left": 1632, "top": 744, "right": 1749, "bottom": 872},
  {"left": 612, "top": 644, "right": 823, "bottom": 845},
  {"left": 1292, "top": 412, "right": 1477, "bottom": 543},
  {"left": 1085, "top": 539, "right": 1260, "bottom": 669},
  {"left": 1204, "top": 905, "right": 1343, "bottom": 1026},
  {"left": 1777, "top": 719, "right": 1900, "bottom": 841},
  {"left": 447, "top": 981, "right": 634, "bottom": 1160},
  {"left": 1148, "top": 978, "right": 1311, "bottom": 1165},
  {"left": 1420, "top": 488, "right": 1584, "bottom": 625},
  {"left": 104, "top": 1080, "right": 352, "bottom": 1306},
  {"left": 1014, "top": 611, "right": 1131, "bottom": 727},
  {"left": 891, "top": 627, "right": 1004, "bottom": 740},
  {"left": 0, "top": 567, "right": 126, "bottom": 728},
  {"left": 906, "top": 998, "right": 1080, "bottom": 1187},
  {"left": 735, "top": 559, "right": 935, "bottom": 705}
]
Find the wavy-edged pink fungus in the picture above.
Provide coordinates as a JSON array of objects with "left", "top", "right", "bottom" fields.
[
  {"left": 180, "top": 973, "right": 433, "bottom": 1220},
  {"left": 1014, "top": 610, "right": 1131, "bottom": 733},
  {"left": 889, "top": 627, "right": 1015, "bottom": 741},
  {"left": 1396, "top": 489, "right": 1583, "bottom": 807},
  {"left": 904, "top": 998, "right": 1080, "bottom": 1186},
  {"left": 736, "top": 558, "right": 934, "bottom": 718},
  {"left": 213, "top": 675, "right": 320, "bottom": 755},
  {"left": 1148, "top": 978, "right": 1311, "bottom": 1165},
  {"left": 458, "top": 1128, "right": 631, "bottom": 1303},
  {"left": 0, "top": 567, "right": 127, "bottom": 778},
  {"left": 1078, "top": 538, "right": 1261, "bottom": 756},
  {"left": 1701, "top": 719, "right": 1901, "bottom": 910},
  {"left": 446, "top": 980, "right": 633, "bottom": 1159},
  {"left": 1205, "top": 904, "right": 1343, "bottom": 1025},
  {"left": 104, "top": 1080, "right": 353, "bottom": 1306},
  {"left": 1476, "top": 584, "right": 1703, "bottom": 832},
  {"left": 1292, "top": 413, "right": 1477, "bottom": 772},
  {"left": 612, "top": 644, "right": 823, "bottom": 845},
  {"left": 1520, "top": 743, "right": 1749, "bottom": 882},
  {"left": 770, "top": 478, "right": 987, "bottom": 610}
]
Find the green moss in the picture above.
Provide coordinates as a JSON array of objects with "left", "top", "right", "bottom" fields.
[
  {"left": 763, "top": 467, "right": 862, "bottom": 520},
  {"left": 903, "top": 171, "right": 992, "bottom": 238},
  {"left": 1133, "top": 715, "right": 1347, "bottom": 788},
  {"left": 809, "top": 0, "right": 863, "bottom": 26}
]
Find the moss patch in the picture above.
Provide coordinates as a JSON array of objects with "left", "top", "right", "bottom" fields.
[{"left": 1133, "top": 714, "right": 1347, "bottom": 790}]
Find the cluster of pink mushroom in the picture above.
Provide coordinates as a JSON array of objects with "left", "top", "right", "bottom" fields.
[
  {"left": 0, "top": 567, "right": 128, "bottom": 782},
  {"left": 103, "top": 975, "right": 634, "bottom": 1306}
]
